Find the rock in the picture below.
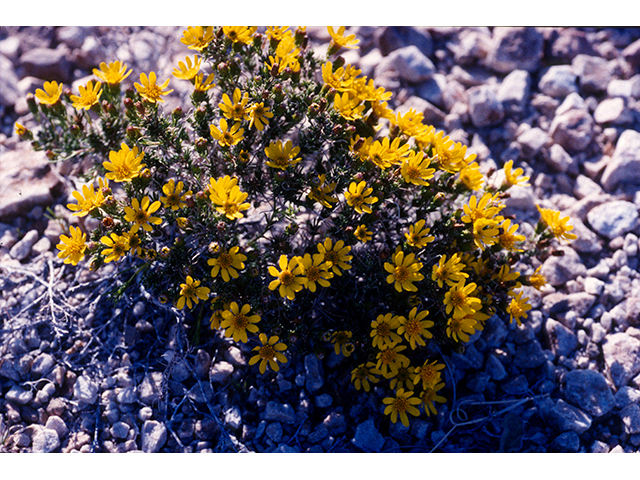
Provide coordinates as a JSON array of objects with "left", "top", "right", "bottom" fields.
[
  {"left": 30, "top": 352, "right": 55, "bottom": 377},
  {"left": 621, "top": 37, "right": 640, "bottom": 70},
  {"left": 549, "top": 108, "right": 595, "bottom": 152},
  {"left": 375, "top": 45, "right": 435, "bottom": 83},
  {"left": 138, "top": 371, "right": 164, "bottom": 405},
  {"left": 209, "top": 360, "right": 234, "bottom": 384},
  {"left": 44, "top": 415, "right": 69, "bottom": 439},
  {"left": 323, "top": 411, "right": 347, "bottom": 436},
  {"left": 569, "top": 218, "right": 602, "bottom": 254},
  {"left": 602, "top": 333, "right": 640, "bottom": 389},
  {"left": 315, "top": 393, "right": 333, "bottom": 408},
  {"left": 591, "top": 440, "right": 611, "bottom": 453},
  {"left": 352, "top": 419, "right": 385, "bottom": 452},
  {"left": 19, "top": 45, "right": 72, "bottom": 83},
  {"left": 30, "top": 426, "right": 60, "bottom": 453},
  {"left": 0, "top": 54, "right": 21, "bottom": 106},
  {"left": 56, "top": 26, "right": 95, "bottom": 49},
  {"left": 563, "top": 369, "right": 615, "bottom": 417},
  {"left": 485, "top": 354, "right": 507, "bottom": 380},
  {"left": 73, "top": 375, "right": 98, "bottom": 405},
  {"left": 265, "top": 422, "right": 283, "bottom": 443},
  {"left": 548, "top": 29, "right": 597, "bottom": 63},
  {"left": 497, "top": 70, "right": 530, "bottom": 115},
  {"left": 538, "top": 65, "right": 578, "bottom": 98},
  {"left": 8, "top": 229, "right": 39, "bottom": 261},
  {"left": 517, "top": 127, "right": 548, "bottom": 159},
  {"left": 307, "top": 424, "right": 329, "bottom": 444},
  {"left": 110, "top": 421, "right": 130, "bottom": 440},
  {"left": 614, "top": 386, "right": 640, "bottom": 408},
  {"left": 601, "top": 130, "right": 640, "bottom": 192},
  {"left": 193, "top": 349, "right": 211, "bottom": 380},
  {"left": 487, "top": 27, "right": 544, "bottom": 73},
  {"left": 513, "top": 339, "right": 547, "bottom": 369},
  {"left": 141, "top": 420, "right": 167, "bottom": 453},
  {"left": 467, "top": 85, "right": 504, "bottom": 127},
  {"left": 545, "top": 318, "right": 578, "bottom": 357},
  {"left": 593, "top": 97, "right": 633, "bottom": 125},
  {"left": 550, "top": 431, "right": 580, "bottom": 452},
  {"left": 545, "top": 143, "right": 578, "bottom": 173},
  {"left": 586, "top": 200, "right": 638, "bottom": 239},
  {"left": 6, "top": 385, "right": 33, "bottom": 405},
  {"left": 555, "top": 91, "right": 588, "bottom": 116},
  {"left": 263, "top": 401, "right": 296, "bottom": 424},
  {"left": 542, "top": 292, "right": 596, "bottom": 318},
  {"left": 224, "top": 405, "right": 242, "bottom": 430},
  {"left": 304, "top": 354, "right": 324, "bottom": 393},
  {"left": 376, "top": 26, "right": 433, "bottom": 57},
  {"left": 539, "top": 397, "right": 592, "bottom": 435},
  {"left": 572, "top": 54, "right": 612, "bottom": 94},
  {"left": 620, "top": 404, "right": 640, "bottom": 435},
  {"left": 539, "top": 246, "right": 586, "bottom": 286},
  {"left": 452, "top": 28, "right": 492, "bottom": 65},
  {"left": 607, "top": 76, "right": 640, "bottom": 98}
]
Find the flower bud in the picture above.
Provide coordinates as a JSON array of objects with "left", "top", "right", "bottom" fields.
[
  {"left": 216, "top": 221, "right": 227, "bottom": 232},
  {"left": 172, "top": 106, "right": 183, "bottom": 121},
  {"left": 123, "top": 97, "right": 134, "bottom": 110},
  {"left": 101, "top": 217, "right": 114, "bottom": 229},
  {"left": 184, "top": 195, "right": 195, "bottom": 208},
  {"left": 208, "top": 241, "right": 220, "bottom": 254},
  {"left": 217, "top": 62, "right": 228, "bottom": 75},
  {"left": 333, "top": 56, "right": 346, "bottom": 69},
  {"left": 270, "top": 62, "right": 280, "bottom": 77},
  {"left": 159, "top": 246, "right": 171, "bottom": 259},
  {"left": 45, "top": 149, "right": 55, "bottom": 160},
  {"left": 26, "top": 94, "right": 38, "bottom": 115},
  {"left": 135, "top": 101, "right": 145, "bottom": 115}
]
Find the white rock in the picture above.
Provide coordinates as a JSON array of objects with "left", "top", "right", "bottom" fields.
[{"left": 601, "top": 130, "right": 640, "bottom": 192}]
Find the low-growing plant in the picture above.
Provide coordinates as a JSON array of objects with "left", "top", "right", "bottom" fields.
[{"left": 17, "top": 26, "right": 577, "bottom": 428}]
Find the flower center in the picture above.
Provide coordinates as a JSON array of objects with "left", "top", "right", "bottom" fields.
[
  {"left": 380, "top": 349, "right": 396, "bottom": 364},
  {"left": 279, "top": 270, "right": 294, "bottom": 286},
  {"left": 394, "top": 265, "right": 409, "bottom": 283},
  {"left": 324, "top": 251, "right": 339, "bottom": 264},
  {"left": 183, "top": 284, "right": 196, "bottom": 298},
  {"left": 306, "top": 266, "right": 320, "bottom": 282},
  {"left": 218, "top": 252, "right": 232, "bottom": 269},
  {"left": 393, "top": 396, "right": 409, "bottom": 413},
  {"left": 259, "top": 344, "right": 275, "bottom": 360},
  {"left": 450, "top": 291, "right": 466, "bottom": 308},
  {"left": 350, "top": 193, "right": 364, "bottom": 207},
  {"left": 166, "top": 193, "right": 180, "bottom": 206},
  {"left": 406, "top": 165, "right": 420, "bottom": 180},
  {"left": 232, "top": 314, "right": 248, "bottom": 330},
  {"left": 376, "top": 323, "right": 390, "bottom": 337},
  {"left": 405, "top": 319, "right": 421, "bottom": 337},
  {"left": 134, "top": 210, "right": 149, "bottom": 224}
]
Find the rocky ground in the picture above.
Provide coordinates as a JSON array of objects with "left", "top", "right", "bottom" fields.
[{"left": 2, "top": 26, "right": 640, "bottom": 453}]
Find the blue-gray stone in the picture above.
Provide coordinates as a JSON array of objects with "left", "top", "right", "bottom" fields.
[{"left": 352, "top": 419, "right": 385, "bottom": 453}]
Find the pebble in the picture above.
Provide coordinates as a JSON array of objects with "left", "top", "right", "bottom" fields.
[
  {"left": 549, "top": 107, "right": 595, "bottom": 152},
  {"left": 30, "top": 426, "right": 60, "bottom": 453},
  {"left": 9, "top": 229, "right": 39, "bottom": 260},
  {"left": 539, "top": 397, "right": 592, "bottom": 435},
  {"left": 572, "top": 54, "right": 612, "bottom": 94},
  {"left": 488, "top": 27, "right": 544, "bottom": 73},
  {"left": 601, "top": 129, "right": 640, "bottom": 192},
  {"left": 563, "top": 369, "right": 615, "bottom": 417},
  {"left": 110, "top": 421, "right": 131, "bottom": 440},
  {"left": 545, "top": 318, "right": 579, "bottom": 357},
  {"left": 467, "top": 85, "right": 504, "bottom": 127},
  {"left": 603, "top": 333, "right": 640, "bottom": 389},
  {"left": 263, "top": 401, "right": 296, "bottom": 424},
  {"left": 44, "top": 415, "right": 69, "bottom": 439},
  {"left": 140, "top": 420, "right": 167, "bottom": 453},
  {"left": 620, "top": 404, "right": 640, "bottom": 435},
  {"left": 550, "top": 431, "right": 580, "bottom": 452},
  {"left": 210, "top": 361, "right": 234, "bottom": 384},
  {"left": 593, "top": 97, "right": 632, "bottom": 125},
  {"left": 539, "top": 65, "right": 578, "bottom": 98},
  {"left": 375, "top": 45, "right": 435, "bottom": 83},
  {"left": 73, "top": 374, "right": 99, "bottom": 405},
  {"left": 304, "top": 354, "right": 324, "bottom": 393},
  {"left": 6, "top": 385, "right": 33, "bottom": 405},
  {"left": 352, "top": 419, "right": 385, "bottom": 452}
]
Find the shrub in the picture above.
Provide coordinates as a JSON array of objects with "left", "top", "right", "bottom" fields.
[{"left": 17, "top": 26, "right": 576, "bottom": 427}]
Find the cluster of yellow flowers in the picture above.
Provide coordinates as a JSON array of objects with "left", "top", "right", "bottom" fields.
[{"left": 21, "top": 26, "right": 578, "bottom": 427}]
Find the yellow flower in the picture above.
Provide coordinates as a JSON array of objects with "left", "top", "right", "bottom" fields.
[
  {"left": 333, "top": 91, "right": 365, "bottom": 121},
  {"left": 367, "top": 137, "right": 410, "bottom": 170},
  {"left": 473, "top": 217, "right": 501, "bottom": 250},
  {"left": 321, "top": 61, "right": 361, "bottom": 92},
  {"left": 296, "top": 253, "right": 333, "bottom": 292},
  {"left": 134, "top": 72, "right": 173, "bottom": 103},
  {"left": 160, "top": 179, "right": 191, "bottom": 211},
  {"left": 394, "top": 109, "right": 430, "bottom": 138},
  {"left": 536, "top": 205, "right": 577, "bottom": 242},
  {"left": 350, "top": 362, "right": 380, "bottom": 392},
  {"left": 384, "top": 249, "right": 424, "bottom": 293},
  {"left": 431, "top": 253, "right": 468, "bottom": 288},
  {"left": 123, "top": 230, "right": 142, "bottom": 257},
  {"left": 70, "top": 80, "right": 102, "bottom": 110},
  {"left": 264, "top": 140, "right": 301, "bottom": 170},
  {"left": 503, "top": 159, "right": 530, "bottom": 187},
  {"left": 193, "top": 73, "right": 215, "bottom": 92},
  {"left": 529, "top": 266, "right": 547, "bottom": 290},
  {"left": 354, "top": 224, "right": 372, "bottom": 243},
  {"left": 461, "top": 192, "right": 504, "bottom": 224},
  {"left": 413, "top": 359, "right": 446, "bottom": 390},
  {"left": 222, "top": 26, "right": 257, "bottom": 45},
  {"left": 344, "top": 180, "right": 378, "bottom": 215},
  {"left": 431, "top": 132, "right": 475, "bottom": 173},
  {"left": 100, "top": 232, "right": 130, "bottom": 263},
  {"left": 35, "top": 80, "right": 62, "bottom": 105},
  {"left": 498, "top": 218, "right": 526, "bottom": 252},
  {"left": 209, "top": 309, "right": 224, "bottom": 330},
  {"left": 443, "top": 279, "right": 482, "bottom": 319},
  {"left": 397, "top": 307, "right": 433, "bottom": 349},
  {"left": 493, "top": 264, "right": 521, "bottom": 284},
  {"left": 207, "top": 246, "right": 247, "bottom": 282},
  {"left": 67, "top": 181, "right": 106, "bottom": 217},
  {"left": 208, "top": 175, "right": 250, "bottom": 220},
  {"left": 376, "top": 344, "right": 410, "bottom": 377},
  {"left": 180, "top": 26, "right": 214, "bottom": 51},
  {"left": 56, "top": 226, "right": 86, "bottom": 265},
  {"left": 507, "top": 290, "right": 532, "bottom": 326},
  {"left": 400, "top": 150, "right": 436, "bottom": 186},
  {"left": 210, "top": 118, "right": 244, "bottom": 147},
  {"left": 249, "top": 334, "right": 288, "bottom": 374},
  {"left": 103, "top": 143, "right": 146, "bottom": 182},
  {"left": 219, "top": 88, "right": 250, "bottom": 121},
  {"left": 14, "top": 122, "right": 29, "bottom": 137},
  {"left": 308, "top": 174, "right": 338, "bottom": 209},
  {"left": 459, "top": 162, "right": 485, "bottom": 191},
  {"left": 268, "top": 254, "right": 305, "bottom": 300},
  {"left": 172, "top": 55, "right": 202, "bottom": 80},
  {"left": 317, "top": 238, "right": 352, "bottom": 276},
  {"left": 447, "top": 313, "right": 480, "bottom": 343},
  {"left": 93, "top": 61, "right": 131, "bottom": 85},
  {"left": 385, "top": 365, "right": 417, "bottom": 392},
  {"left": 370, "top": 313, "right": 402, "bottom": 349},
  {"left": 331, "top": 330, "right": 353, "bottom": 356},
  {"left": 383, "top": 388, "right": 421, "bottom": 427},
  {"left": 124, "top": 196, "right": 162, "bottom": 233},
  {"left": 265, "top": 26, "right": 290, "bottom": 42},
  {"left": 177, "top": 276, "right": 210, "bottom": 310},
  {"left": 327, "top": 26, "right": 360, "bottom": 53},
  {"left": 220, "top": 302, "right": 261, "bottom": 343},
  {"left": 247, "top": 102, "right": 273, "bottom": 131},
  {"left": 420, "top": 382, "right": 447, "bottom": 417},
  {"left": 405, "top": 219, "right": 434, "bottom": 248}
]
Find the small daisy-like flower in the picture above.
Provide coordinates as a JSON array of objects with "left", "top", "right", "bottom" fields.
[
  {"left": 123, "top": 230, "right": 142, "bottom": 257},
  {"left": 331, "top": 330, "right": 353, "bottom": 356},
  {"left": 208, "top": 175, "right": 251, "bottom": 220},
  {"left": 219, "top": 88, "right": 250, "bottom": 121},
  {"left": 344, "top": 180, "right": 378, "bottom": 215},
  {"left": 459, "top": 161, "right": 485, "bottom": 191},
  {"left": 446, "top": 314, "right": 480, "bottom": 343},
  {"left": 209, "top": 309, "right": 224, "bottom": 330},
  {"left": 528, "top": 266, "right": 547, "bottom": 290},
  {"left": 536, "top": 205, "right": 577, "bottom": 242},
  {"left": 193, "top": 73, "right": 215, "bottom": 92},
  {"left": 220, "top": 302, "right": 261, "bottom": 343},
  {"left": 394, "top": 108, "right": 429, "bottom": 138},
  {"left": 222, "top": 26, "right": 257, "bottom": 45},
  {"left": 383, "top": 388, "right": 421, "bottom": 427},
  {"left": 405, "top": 219, "right": 434, "bottom": 248},
  {"left": 461, "top": 192, "right": 504, "bottom": 224},
  {"left": 308, "top": 174, "right": 338, "bottom": 209},
  {"left": 268, "top": 254, "right": 305, "bottom": 300},
  {"left": 93, "top": 60, "right": 131, "bottom": 85},
  {"left": 296, "top": 253, "right": 333, "bottom": 292},
  {"left": 249, "top": 333, "right": 288, "bottom": 374},
  {"left": 350, "top": 362, "right": 380, "bottom": 392},
  {"left": 507, "top": 290, "right": 532, "bottom": 326},
  {"left": 247, "top": 102, "right": 273, "bottom": 131},
  {"left": 443, "top": 279, "right": 482, "bottom": 320},
  {"left": 35, "top": 80, "right": 62, "bottom": 105},
  {"left": 14, "top": 122, "right": 29, "bottom": 137},
  {"left": 384, "top": 249, "right": 424, "bottom": 293},
  {"left": 160, "top": 179, "right": 192, "bottom": 211},
  {"left": 264, "top": 139, "right": 302, "bottom": 170},
  {"left": 400, "top": 150, "right": 436, "bottom": 186},
  {"left": 386, "top": 365, "right": 417, "bottom": 392},
  {"left": 172, "top": 55, "right": 202, "bottom": 80},
  {"left": 207, "top": 246, "right": 247, "bottom": 282},
  {"left": 431, "top": 253, "right": 468, "bottom": 288},
  {"left": 103, "top": 143, "right": 146, "bottom": 183},
  {"left": 56, "top": 226, "right": 86, "bottom": 265},
  {"left": 370, "top": 313, "right": 402, "bottom": 349},
  {"left": 413, "top": 359, "right": 446, "bottom": 390},
  {"left": 498, "top": 218, "right": 526, "bottom": 252},
  {"left": 354, "top": 224, "right": 372, "bottom": 243},
  {"left": 333, "top": 91, "right": 365, "bottom": 121},
  {"left": 210, "top": 118, "right": 244, "bottom": 147},
  {"left": 420, "top": 382, "right": 447, "bottom": 417},
  {"left": 397, "top": 307, "right": 434, "bottom": 349},
  {"left": 70, "top": 80, "right": 102, "bottom": 110},
  {"left": 134, "top": 71, "right": 173, "bottom": 103},
  {"left": 100, "top": 232, "right": 130, "bottom": 263},
  {"left": 327, "top": 26, "right": 360, "bottom": 54},
  {"left": 67, "top": 182, "right": 106, "bottom": 217},
  {"left": 503, "top": 159, "right": 530, "bottom": 187},
  {"left": 124, "top": 196, "right": 162, "bottom": 233},
  {"left": 316, "top": 238, "right": 352, "bottom": 276},
  {"left": 180, "top": 26, "right": 214, "bottom": 51},
  {"left": 177, "top": 276, "right": 210, "bottom": 310},
  {"left": 376, "top": 343, "right": 410, "bottom": 377}
]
